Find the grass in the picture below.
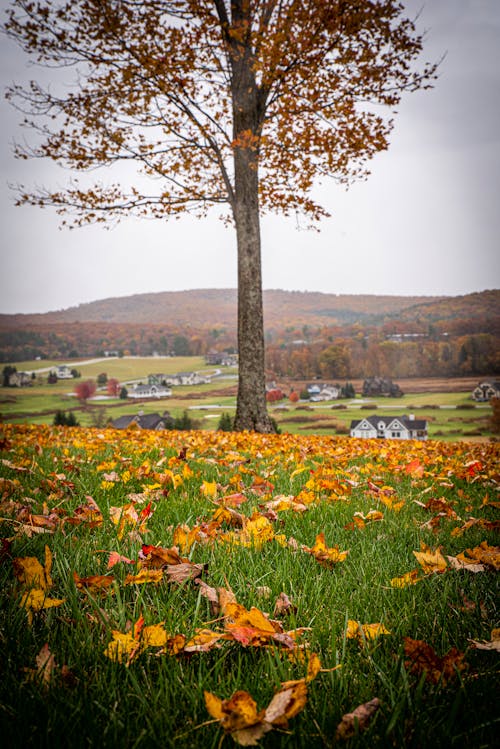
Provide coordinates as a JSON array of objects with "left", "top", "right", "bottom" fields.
[{"left": 0, "top": 424, "right": 499, "bottom": 748}]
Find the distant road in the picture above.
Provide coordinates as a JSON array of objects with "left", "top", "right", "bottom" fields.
[{"left": 26, "top": 357, "right": 113, "bottom": 374}]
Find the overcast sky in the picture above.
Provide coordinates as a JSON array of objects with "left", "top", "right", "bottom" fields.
[{"left": 1, "top": 0, "right": 499, "bottom": 315}]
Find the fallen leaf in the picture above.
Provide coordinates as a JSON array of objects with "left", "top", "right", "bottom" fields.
[
  {"left": 346, "top": 620, "right": 391, "bottom": 643},
  {"left": 403, "top": 637, "right": 467, "bottom": 685},
  {"left": 390, "top": 569, "right": 421, "bottom": 588},
  {"left": 335, "top": 697, "right": 380, "bottom": 740},
  {"left": 469, "top": 628, "right": 500, "bottom": 652},
  {"left": 302, "top": 533, "right": 349, "bottom": 566},
  {"left": 273, "top": 592, "right": 297, "bottom": 617},
  {"left": 413, "top": 543, "right": 448, "bottom": 574}
]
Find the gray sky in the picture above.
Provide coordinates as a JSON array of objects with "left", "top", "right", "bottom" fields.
[{"left": 1, "top": 0, "right": 499, "bottom": 315}]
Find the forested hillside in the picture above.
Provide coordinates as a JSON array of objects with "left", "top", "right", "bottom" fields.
[{"left": 1, "top": 289, "right": 499, "bottom": 378}]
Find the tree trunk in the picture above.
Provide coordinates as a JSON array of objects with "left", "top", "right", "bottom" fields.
[
  {"left": 233, "top": 169, "right": 274, "bottom": 432},
  {"left": 229, "top": 6, "right": 274, "bottom": 433}
]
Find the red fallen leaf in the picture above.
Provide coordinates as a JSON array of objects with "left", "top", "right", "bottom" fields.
[
  {"left": 404, "top": 459, "right": 425, "bottom": 478},
  {"left": 335, "top": 697, "right": 380, "bottom": 740},
  {"left": 97, "top": 551, "right": 135, "bottom": 569},
  {"left": 403, "top": 637, "right": 467, "bottom": 685},
  {"left": 217, "top": 492, "right": 248, "bottom": 507},
  {"left": 139, "top": 501, "right": 153, "bottom": 521}
]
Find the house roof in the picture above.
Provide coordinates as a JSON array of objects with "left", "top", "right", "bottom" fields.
[
  {"left": 112, "top": 413, "right": 165, "bottom": 430},
  {"left": 350, "top": 415, "right": 427, "bottom": 430},
  {"left": 112, "top": 415, "right": 137, "bottom": 429}
]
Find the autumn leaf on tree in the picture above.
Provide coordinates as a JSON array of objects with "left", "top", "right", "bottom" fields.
[{"left": 403, "top": 637, "right": 467, "bottom": 685}]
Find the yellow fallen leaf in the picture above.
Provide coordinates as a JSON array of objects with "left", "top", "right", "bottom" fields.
[
  {"left": 413, "top": 543, "right": 448, "bottom": 574},
  {"left": 390, "top": 569, "right": 421, "bottom": 588}
]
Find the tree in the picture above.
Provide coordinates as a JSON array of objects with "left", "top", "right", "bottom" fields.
[
  {"left": 119, "top": 386, "right": 128, "bottom": 400},
  {"left": 97, "top": 372, "right": 108, "bottom": 386},
  {"left": 74, "top": 379, "right": 96, "bottom": 403},
  {"left": 490, "top": 397, "right": 500, "bottom": 435},
  {"left": 2, "top": 366, "right": 16, "bottom": 387},
  {"left": 5, "top": 1, "right": 435, "bottom": 431},
  {"left": 217, "top": 412, "right": 234, "bottom": 431},
  {"left": 107, "top": 378, "right": 120, "bottom": 396},
  {"left": 53, "top": 410, "right": 79, "bottom": 426}
]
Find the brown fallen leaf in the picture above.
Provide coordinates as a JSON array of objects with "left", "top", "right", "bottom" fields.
[
  {"left": 205, "top": 679, "right": 308, "bottom": 746},
  {"left": 273, "top": 592, "right": 297, "bottom": 617},
  {"left": 403, "top": 637, "right": 467, "bottom": 685},
  {"left": 335, "top": 697, "right": 380, "bottom": 740},
  {"left": 469, "top": 628, "right": 500, "bottom": 652},
  {"left": 73, "top": 571, "right": 115, "bottom": 593},
  {"left": 24, "top": 643, "right": 56, "bottom": 690},
  {"left": 164, "top": 561, "right": 205, "bottom": 584},
  {"left": 446, "top": 555, "right": 486, "bottom": 573}
]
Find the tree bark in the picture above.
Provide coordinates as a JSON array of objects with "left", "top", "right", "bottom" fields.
[
  {"left": 230, "top": 29, "right": 275, "bottom": 432},
  {"left": 233, "top": 162, "right": 274, "bottom": 432}
]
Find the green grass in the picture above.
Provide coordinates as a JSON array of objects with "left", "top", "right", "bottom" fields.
[{"left": 0, "top": 425, "right": 499, "bottom": 748}]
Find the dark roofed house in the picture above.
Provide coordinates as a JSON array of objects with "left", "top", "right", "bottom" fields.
[
  {"left": 111, "top": 412, "right": 171, "bottom": 431},
  {"left": 472, "top": 381, "right": 500, "bottom": 402},
  {"left": 350, "top": 414, "right": 427, "bottom": 440}
]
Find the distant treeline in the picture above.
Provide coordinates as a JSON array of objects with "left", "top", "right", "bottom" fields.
[{"left": 1, "top": 318, "right": 499, "bottom": 379}]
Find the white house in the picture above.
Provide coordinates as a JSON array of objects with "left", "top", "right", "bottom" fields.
[
  {"left": 128, "top": 384, "right": 172, "bottom": 399},
  {"left": 350, "top": 415, "right": 428, "bottom": 440},
  {"left": 8, "top": 371, "right": 32, "bottom": 387},
  {"left": 153, "top": 372, "right": 210, "bottom": 387},
  {"left": 51, "top": 365, "right": 73, "bottom": 379},
  {"left": 311, "top": 385, "right": 341, "bottom": 402}
]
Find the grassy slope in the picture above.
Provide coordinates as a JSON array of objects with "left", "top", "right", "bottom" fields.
[{"left": 0, "top": 425, "right": 498, "bottom": 748}]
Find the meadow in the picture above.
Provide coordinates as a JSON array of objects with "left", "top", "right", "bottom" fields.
[
  {"left": 0, "top": 357, "right": 494, "bottom": 440},
  {"left": 0, "top": 423, "right": 498, "bottom": 747}
]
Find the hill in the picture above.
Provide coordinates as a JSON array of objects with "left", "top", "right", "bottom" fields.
[
  {"left": 0, "top": 288, "right": 445, "bottom": 328},
  {"left": 1, "top": 289, "right": 498, "bottom": 373}
]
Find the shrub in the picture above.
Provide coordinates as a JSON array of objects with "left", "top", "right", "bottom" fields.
[
  {"left": 53, "top": 410, "right": 79, "bottom": 427},
  {"left": 217, "top": 412, "right": 233, "bottom": 431}
]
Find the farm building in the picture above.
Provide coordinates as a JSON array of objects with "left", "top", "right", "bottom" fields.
[{"left": 350, "top": 415, "right": 427, "bottom": 440}]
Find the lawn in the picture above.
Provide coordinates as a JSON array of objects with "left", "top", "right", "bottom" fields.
[{"left": 0, "top": 424, "right": 498, "bottom": 748}]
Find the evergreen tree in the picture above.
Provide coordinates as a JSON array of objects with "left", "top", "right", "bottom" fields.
[{"left": 217, "top": 412, "right": 234, "bottom": 432}]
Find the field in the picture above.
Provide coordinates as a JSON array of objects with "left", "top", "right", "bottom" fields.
[
  {"left": 1, "top": 358, "right": 496, "bottom": 441},
  {"left": 0, "top": 423, "right": 499, "bottom": 748}
]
